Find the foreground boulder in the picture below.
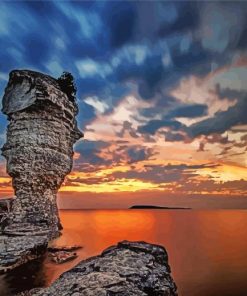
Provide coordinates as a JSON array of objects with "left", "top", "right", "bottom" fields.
[{"left": 25, "top": 241, "right": 177, "bottom": 296}]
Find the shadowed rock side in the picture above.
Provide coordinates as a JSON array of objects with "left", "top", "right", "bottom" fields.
[
  {"left": 1, "top": 70, "right": 83, "bottom": 238},
  {"left": 23, "top": 241, "right": 177, "bottom": 296},
  {"left": 0, "top": 235, "right": 47, "bottom": 274}
]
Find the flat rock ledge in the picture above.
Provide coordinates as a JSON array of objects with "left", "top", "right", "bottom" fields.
[
  {"left": 21, "top": 241, "right": 177, "bottom": 296},
  {"left": 0, "top": 235, "right": 47, "bottom": 274}
]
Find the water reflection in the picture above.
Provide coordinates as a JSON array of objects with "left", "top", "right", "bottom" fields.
[
  {"left": 0, "top": 257, "right": 46, "bottom": 296},
  {"left": 1, "top": 210, "right": 247, "bottom": 296},
  {"left": 54, "top": 210, "right": 247, "bottom": 296}
]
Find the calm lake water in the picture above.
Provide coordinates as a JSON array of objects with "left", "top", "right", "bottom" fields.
[{"left": 1, "top": 210, "right": 247, "bottom": 296}]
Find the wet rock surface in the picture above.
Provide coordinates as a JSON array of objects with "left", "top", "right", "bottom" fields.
[
  {"left": 47, "top": 245, "right": 82, "bottom": 264},
  {"left": 48, "top": 251, "right": 78, "bottom": 264},
  {"left": 25, "top": 241, "right": 177, "bottom": 296},
  {"left": 1, "top": 70, "right": 82, "bottom": 238}
]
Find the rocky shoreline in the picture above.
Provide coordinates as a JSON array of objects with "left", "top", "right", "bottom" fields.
[
  {"left": 19, "top": 241, "right": 177, "bottom": 296},
  {"left": 0, "top": 235, "right": 47, "bottom": 274},
  {"left": 0, "top": 70, "right": 178, "bottom": 295}
]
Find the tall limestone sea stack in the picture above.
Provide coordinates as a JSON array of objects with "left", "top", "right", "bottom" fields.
[{"left": 1, "top": 69, "right": 83, "bottom": 238}]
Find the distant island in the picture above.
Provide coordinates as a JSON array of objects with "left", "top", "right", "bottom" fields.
[{"left": 129, "top": 205, "right": 191, "bottom": 210}]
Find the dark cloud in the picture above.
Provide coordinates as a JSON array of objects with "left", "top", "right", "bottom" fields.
[
  {"left": 167, "top": 104, "right": 208, "bottom": 118},
  {"left": 23, "top": 33, "right": 53, "bottom": 69},
  {"left": 138, "top": 119, "right": 185, "bottom": 135},
  {"left": 0, "top": 1, "right": 245, "bottom": 109},
  {"left": 0, "top": 0, "right": 246, "bottom": 175},
  {"left": 104, "top": 1, "right": 137, "bottom": 48},
  {"left": 65, "top": 175, "right": 115, "bottom": 186},
  {"left": 198, "top": 134, "right": 232, "bottom": 152},
  {"left": 188, "top": 94, "right": 247, "bottom": 137},
  {"left": 215, "top": 84, "right": 246, "bottom": 101},
  {"left": 113, "top": 144, "right": 154, "bottom": 165},
  {"left": 137, "top": 88, "right": 247, "bottom": 142},
  {"left": 138, "top": 103, "right": 208, "bottom": 140},
  {"left": 158, "top": 1, "right": 200, "bottom": 37},
  {"left": 63, "top": 162, "right": 247, "bottom": 196},
  {"left": 237, "top": 25, "right": 247, "bottom": 49},
  {"left": 164, "top": 131, "right": 187, "bottom": 143},
  {"left": 74, "top": 140, "right": 112, "bottom": 173},
  {"left": 112, "top": 163, "right": 217, "bottom": 184},
  {"left": 126, "top": 146, "right": 154, "bottom": 164},
  {"left": 139, "top": 95, "right": 177, "bottom": 119},
  {"left": 77, "top": 101, "right": 96, "bottom": 130},
  {"left": 175, "top": 179, "right": 247, "bottom": 195},
  {"left": 74, "top": 140, "right": 154, "bottom": 172},
  {"left": 117, "top": 121, "right": 138, "bottom": 138}
]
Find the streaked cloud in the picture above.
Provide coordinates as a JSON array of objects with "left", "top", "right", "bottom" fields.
[{"left": 0, "top": 1, "right": 246, "bottom": 203}]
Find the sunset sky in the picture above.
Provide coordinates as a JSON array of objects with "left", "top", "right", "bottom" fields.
[{"left": 0, "top": 1, "right": 246, "bottom": 208}]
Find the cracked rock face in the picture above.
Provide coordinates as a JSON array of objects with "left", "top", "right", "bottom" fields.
[
  {"left": 1, "top": 70, "right": 83, "bottom": 238},
  {"left": 26, "top": 241, "right": 178, "bottom": 296},
  {"left": 0, "top": 235, "right": 47, "bottom": 274}
]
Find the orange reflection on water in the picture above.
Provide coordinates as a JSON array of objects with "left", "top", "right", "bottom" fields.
[
  {"left": 44, "top": 210, "right": 247, "bottom": 296},
  {"left": 91, "top": 210, "right": 156, "bottom": 238}
]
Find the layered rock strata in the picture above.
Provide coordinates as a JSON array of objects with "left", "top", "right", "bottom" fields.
[
  {"left": 0, "top": 235, "right": 47, "bottom": 274},
  {"left": 24, "top": 241, "right": 178, "bottom": 296},
  {"left": 1, "top": 70, "right": 83, "bottom": 238}
]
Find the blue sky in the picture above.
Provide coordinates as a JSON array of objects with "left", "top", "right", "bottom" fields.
[{"left": 0, "top": 1, "right": 247, "bottom": 204}]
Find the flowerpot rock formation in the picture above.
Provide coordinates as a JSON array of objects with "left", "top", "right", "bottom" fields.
[{"left": 1, "top": 70, "right": 83, "bottom": 238}]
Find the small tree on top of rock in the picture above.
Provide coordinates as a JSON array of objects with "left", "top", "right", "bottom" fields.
[{"left": 57, "top": 72, "right": 77, "bottom": 102}]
